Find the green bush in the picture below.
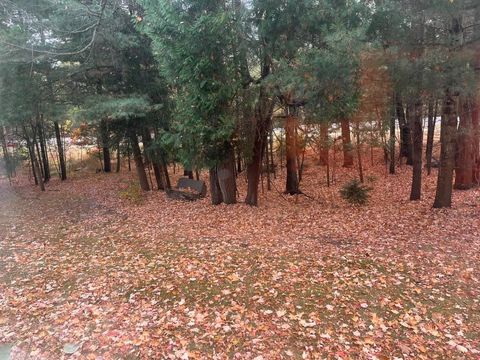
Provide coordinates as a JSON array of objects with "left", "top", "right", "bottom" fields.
[{"left": 340, "top": 179, "right": 372, "bottom": 205}]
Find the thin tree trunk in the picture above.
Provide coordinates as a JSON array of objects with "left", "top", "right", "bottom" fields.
[
  {"left": 100, "top": 119, "right": 111, "bottom": 173},
  {"left": 116, "top": 143, "right": 121, "bottom": 173},
  {"left": 35, "top": 137, "right": 44, "bottom": 179},
  {"left": 0, "top": 126, "right": 12, "bottom": 182},
  {"left": 473, "top": 100, "right": 480, "bottom": 184},
  {"left": 433, "top": 91, "right": 458, "bottom": 208},
  {"left": 128, "top": 129, "right": 150, "bottom": 191},
  {"left": 24, "top": 126, "right": 44, "bottom": 191},
  {"left": 355, "top": 121, "right": 364, "bottom": 183},
  {"left": 54, "top": 121, "right": 67, "bottom": 180},
  {"left": 341, "top": 119, "right": 354, "bottom": 167},
  {"left": 143, "top": 129, "right": 163, "bottom": 190},
  {"left": 410, "top": 100, "right": 423, "bottom": 200},
  {"left": 127, "top": 140, "right": 131, "bottom": 172},
  {"left": 426, "top": 100, "right": 437, "bottom": 175},
  {"left": 285, "top": 114, "right": 299, "bottom": 195},
  {"left": 38, "top": 115, "right": 50, "bottom": 182},
  {"left": 389, "top": 98, "right": 396, "bottom": 175},
  {"left": 396, "top": 95, "right": 413, "bottom": 165}
]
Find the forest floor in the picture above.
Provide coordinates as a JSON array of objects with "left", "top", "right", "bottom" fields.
[{"left": 0, "top": 154, "right": 479, "bottom": 359}]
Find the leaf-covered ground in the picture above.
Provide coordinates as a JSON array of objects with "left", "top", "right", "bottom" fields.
[{"left": 1, "top": 159, "right": 479, "bottom": 359}]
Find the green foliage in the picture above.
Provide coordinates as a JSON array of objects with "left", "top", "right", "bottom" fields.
[{"left": 340, "top": 179, "right": 372, "bottom": 205}]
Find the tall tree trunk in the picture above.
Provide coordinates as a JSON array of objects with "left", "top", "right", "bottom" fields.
[
  {"left": 27, "top": 141, "right": 38, "bottom": 185},
  {"left": 426, "top": 100, "right": 436, "bottom": 176},
  {"left": 410, "top": 101, "right": 423, "bottom": 200},
  {"left": 355, "top": 120, "right": 364, "bottom": 183},
  {"left": 35, "top": 137, "right": 44, "bottom": 179},
  {"left": 128, "top": 129, "right": 150, "bottom": 191},
  {"left": 0, "top": 126, "right": 12, "bottom": 182},
  {"left": 209, "top": 167, "right": 223, "bottom": 205},
  {"left": 143, "top": 129, "right": 163, "bottom": 190},
  {"left": 54, "top": 121, "right": 67, "bottom": 181},
  {"left": 245, "top": 97, "right": 273, "bottom": 206},
  {"left": 285, "top": 114, "right": 299, "bottom": 195},
  {"left": 341, "top": 119, "right": 354, "bottom": 167},
  {"left": 38, "top": 115, "right": 50, "bottom": 182},
  {"left": 100, "top": 119, "right": 111, "bottom": 173},
  {"left": 236, "top": 146, "right": 242, "bottom": 174},
  {"left": 454, "top": 99, "right": 474, "bottom": 189},
  {"left": 161, "top": 157, "right": 171, "bottom": 190},
  {"left": 216, "top": 145, "right": 237, "bottom": 204},
  {"left": 319, "top": 122, "right": 329, "bottom": 166},
  {"left": 116, "top": 143, "right": 121, "bottom": 173},
  {"left": 473, "top": 100, "right": 480, "bottom": 184},
  {"left": 396, "top": 95, "right": 413, "bottom": 165},
  {"left": 389, "top": 99, "right": 396, "bottom": 175},
  {"left": 24, "top": 126, "right": 44, "bottom": 191},
  {"left": 433, "top": 92, "right": 458, "bottom": 208}
]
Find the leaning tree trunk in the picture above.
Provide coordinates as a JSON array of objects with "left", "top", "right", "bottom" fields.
[
  {"left": 454, "top": 99, "right": 474, "bottom": 190},
  {"left": 341, "top": 119, "right": 354, "bottom": 167},
  {"left": 433, "top": 92, "right": 458, "bottom": 208},
  {"left": 426, "top": 100, "right": 436, "bottom": 176},
  {"left": 54, "top": 121, "right": 67, "bottom": 181},
  {"left": 128, "top": 129, "right": 150, "bottom": 191},
  {"left": 410, "top": 100, "right": 423, "bottom": 200},
  {"left": 100, "top": 119, "right": 111, "bottom": 173},
  {"left": 285, "top": 115, "right": 300, "bottom": 195}
]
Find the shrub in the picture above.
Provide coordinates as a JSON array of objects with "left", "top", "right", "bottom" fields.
[{"left": 340, "top": 179, "right": 372, "bottom": 205}]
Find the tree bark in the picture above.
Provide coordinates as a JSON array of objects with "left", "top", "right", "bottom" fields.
[
  {"left": 54, "top": 121, "right": 67, "bottom": 181},
  {"left": 245, "top": 94, "right": 273, "bottom": 206},
  {"left": 433, "top": 92, "right": 458, "bottom": 208},
  {"left": 285, "top": 115, "right": 300, "bottom": 195},
  {"left": 0, "top": 126, "right": 12, "bottom": 182},
  {"left": 473, "top": 100, "right": 480, "bottom": 184},
  {"left": 209, "top": 167, "right": 223, "bottom": 205},
  {"left": 128, "top": 129, "right": 150, "bottom": 191},
  {"left": 319, "top": 122, "right": 329, "bottom": 166},
  {"left": 116, "top": 143, "right": 121, "bottom": 173},
  {"left": 143, "top": 129, "right": 163, "bottom": 190},
  {"left": 396, "top": 96, "right": 413, "bottom": 165},
  {"left": 216, "top": 145, "right": 237, "bottom": 204},
  {"left": 389, "top": 99, "right": 396, "bottom": 175},
  {"left": 454, "top": 99, "right": 474, "bottom": 190},
  {"left": 100, "top": 119, "right": 111, "bottom": 173},
  {"left": 341, "top": 119, "right": 354, "bottom": 167},
  {"left": 426, "top": 100, "right": 436, "bottom": 176},
  {"left": 410, "top": 101, "right": 423, "bottom": 200},
  {"left": 38, "top": 115, "right": 50, "bottom": 182}
]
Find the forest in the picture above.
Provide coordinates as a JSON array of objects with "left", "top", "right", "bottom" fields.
[{"left": 0, "top": 0, "right": 480, "bottom": 359}]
